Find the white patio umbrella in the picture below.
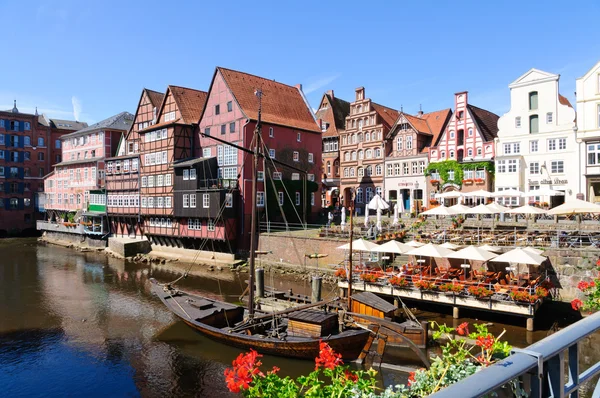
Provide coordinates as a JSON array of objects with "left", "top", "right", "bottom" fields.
[
  {"left": 447, "top": 245, "right": 498, "bottom": 262},
  {"left": 371, "top": 240, "right": 413, "bottom": 254},
  {"left": 440, "top": 242, "right": 461, "bottom": 250},
  {"left": 490, "top": 247, "right": 546, "bottom": 276},
  {"left": 505, "top": 205, "right": 548, "bottom": 215},
  {"left": 486, "top": 202, "right": 510, "bottom": 213},
  {"left": 405, "top": 240, "right": 425, "bottom": 247},
  {"left": 522, "top": 247, "right": 544, "bottom": 255},
  {"left": 421, "top": 205, "right": 457, "bottom": 216},
  {"left": 392, "top": 203, "right": 399, "bottom": 226},
  {"left": 340, "top": 207, "right": 346, "bottom": 231},
  {"left": 478, "top": 244, "right": 502, "bottom": 253},
  {"left": 463, "top": 189, "right": 493, "bottom": 198},
  {"left": 435, "top": 191, "right": 464, "bottom": 199},
  {"left": 449, "top": 204, "right": 472, "bottom": 214},
  {"left": 337, "top": 238, "right": 379, "bottom": 252},
  {"left": 547, "top": 199, "right": 600, "bottom": 215},
  {"left": 369, "top": 194, "right": 389, "bottom": 231},
  {"left": 406, "top": 243, "right": 455, "bottom": 257},
  {"left": 467, "top": 204, "right": 495, "bottom": 214}
]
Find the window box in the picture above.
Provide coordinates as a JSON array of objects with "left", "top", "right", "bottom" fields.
[
  {"left": 430, "top": 179, "right": 440, "bottom": 185},
  {"left": 474, "top": 178, "right": 485, "bottom": 184},
  {"left": 462, "top": 178, "right": 473, "bottom": 185}
]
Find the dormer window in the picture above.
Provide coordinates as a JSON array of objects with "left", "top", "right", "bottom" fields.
[{"left": 457, "top": 111, "right": 464, "bottom": 119}]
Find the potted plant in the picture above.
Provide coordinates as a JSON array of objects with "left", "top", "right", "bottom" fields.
[
  {"left": 360, "top": 273, "right": 379, "bottom": 283},
  {"left": 462, "top": 178, "right": 474, "bottom": 185},
  {"left": 439, "top": 282, "right": 465, "bottom": 295},
  {"left": 388, "top": 276, "right": 409, "bottom": 288},
  {"left": 430, "top": 179, "right": 440, "bottom": 185},
  {"left": 510, "top": 290, "right": 539, "bottom": 304},
  {"left": 334, "top": 268, "right": 347, "bottom": 280},
  {"left": 414, "top": 279, "right": 437, "bottom": 291},
  {"left": 468, "top": 285, "right": 493, "bottom": 299},
  {"left": 474, "top": 178, "right": 485, "bottom": 184}
]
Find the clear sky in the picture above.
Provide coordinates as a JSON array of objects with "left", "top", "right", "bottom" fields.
[{"left": 2, "top": 0, "right": 599, "bottom": 124}]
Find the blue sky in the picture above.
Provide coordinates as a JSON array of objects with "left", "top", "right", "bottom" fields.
[{"left": 2, "top": 0, "right": 599, "bottom": 124}]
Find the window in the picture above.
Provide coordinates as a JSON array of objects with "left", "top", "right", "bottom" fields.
[
  {"left": 37, "top": 137, "right": 44, "bottom": 146},
  {"left": 587, "top": 143, "right": 600, "bottom": 165},
  {"left": 190, "top": 169, "right": 197, "bottom": 180},
  {"left": 207, "top": 219, "right": 215, "bottom": 231},
  {"left": 141, "top": 176, "right": 148, "bottom": 187},
  {"left": 204, "top": 127, "right": 211, "bottom": 136},
  {"left": 366, "top": 187, "right": 373, "bottom": 202},
  {"left": 468, "top": 128, "right": 473, "bottom": 136},
  {"left": 183, "top": 194, "right": 189, "bottom": 208},
  {"left": 419, "top": 161, "right": 426, "bottom": 174},
  {"left": 269, "top": 127, "right": 274, "bottom": 138},
  {"left": 475, "top": 169, "right": 485, "bottom": 180},
  {"left": 497, "top": 160, "right": 506, "bottom": 173},
  {"left": 467, "top": 148, "right": 473, "bottom": 157},
  {"left": 225, "top": 193, "right": 233, "bottom": 208},
  {"left": 293, "top": 151, "right": 299, "bottom": 162},
  {"left": 508, "top": 159, "right": 517, "bottom": 173},
  {"left": 273, "top": 171, "right": 282, "bottom": 180},
  {"left": 165, "top": 197, "right": 172, "bottom": 208},
  {"left": 529, "top": 161, "right": 540, "bottom": 174},
  {"left": 529, "top": 115, "right": 539, "bottom": 133},
  {"left": 551, "top": 160, "right": 564, "bottom": 174},
  {"left": 269, "top": 149, "right": 275, "bottom": 159},
  {"left": 356, "top": 188, "right": 363, "bottom": 203},
  {"left": 464, "top": 170, "right": 474, "bottom": 179},
  {"left": 278, "top": 192, "right": 284, "bottom": 205},
  {"left": 297, "top": 132, "right": 301, "bottom": 142},
  {"left": 24, "top": 136, "right": 31, "bottom": 146},
  {"left": 221, "top": 124, "right": 226, "bottom": 135},
  {"left": 307, "top": 174, "right": 315, "bottom": 181},
  {"left": 358, "top": 167, "right": 364, "bottom": 177},
  {"left": 183, "top": 170, "right": 189, "bottom": 180},
  {"left": 559, "top": 138, "right": 566, "bottom": 150},
  {"left": 203, "top": 148, "right": 211, "bottom": 157},
  {"left": 396, "top": 137, "right": 403, "bottom": 151},
  {"left": 450, "top": 151, "right": 454, "bottom": 159},
  {"left": 295, "top": 192, "right": 301, "bottom": 206},
  {"left": 165, "top": 174, "right": 172, "bottom": 186},
  {"left": 311, "top": 193, "right": 315, "bottom": 206},
  {"left": 24, "top": 122, "right": 30, "bottom": 130},
  {"left": 386, "top": 164, "right": 392, "bottom": 176},
  {"left": 598, "top": 104, "right": 600, "bottom": 128},
  {"left": 308, "top": 153, "right": 313, "bottom": 163},
  {"left": 406, "top": 136, "right": 413, "bottom": 150},
  {"left": 450, "top": 131, "right": 455, "bottom": 139},
  {"left": 548, "top": 138, "right": 565, "bottom": 151},
  {"left": 0, "top": 134, "right": 4, "bottom": 145},
  {"left": 38, "top": 152, "right": 44, "bottom": 161},
  {"left": 10, "top": 198, "right": 18, "bottom": 209},
  {"left": 515, "top": 117, "right": 521, "bottom": 128},
  {"left": 546, "top": 112, "right": 553, "bottom": 123},
  {"left": 529, "top": 92, "right": 538, "bottom": 110},
  {"left": 229, "top": 122, "right": 235, "bottom": 133},
  {"left": 375, "top": 148, "right": 381, "bottom": 158},
  {"left": 189, "top": 194, "right": 197, "bottom": 208},
  {"left": 358, "top": 150, "right": 363, "bottom": 160},
  {"left": 257, "top": 171, "right": 264, "bottom": 181},
  {"left": 257, "top": 191, "right": 265, "bottom": 207},
  {"left": 530, "top": 140, "right": 538, "bottom": 153},
  {"left": 227, "top": 101, "right": 233, "bottom": 112},
  {"left": 157, "top": 174, "right": 164, "bottom": 186},
  {"left": 448, "top": 170, "right": 455, "bottom": 181},
  {"left": 215, "top": 104, "right": 220, "bottom": 115},
  {"left": 148, "top": 175, "right": 155, "bottom": 187},
  {"left": 291, "top": 173, "right": 300, "bottom": 180},
  {"left": 375, "top": 165, "right": 382, "bottom": 175}
]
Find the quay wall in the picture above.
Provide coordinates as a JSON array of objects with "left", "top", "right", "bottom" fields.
[
  {"left": 258, "top": 233, "right": 346, "bottom": 270},
  {"left": 40, "top": 231, "right": 107, "bottom": 248}
]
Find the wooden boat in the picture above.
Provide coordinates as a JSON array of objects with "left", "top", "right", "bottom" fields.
[{"left": 150, "top": 279, "right": 371, "bottom": 359}]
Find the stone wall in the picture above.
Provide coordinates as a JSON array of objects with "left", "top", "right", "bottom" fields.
[
  {"left": 258, "top": 233, "right": 346, "bottom": 270},
  {"left": 108, "top": 237, "right": 151, "bottom": 257},
  {"left": 542, "top": 248, "right": 600, "bottom": 301},
  {"left": 41, "top": 231, "right": 107, "bottom": 248}
]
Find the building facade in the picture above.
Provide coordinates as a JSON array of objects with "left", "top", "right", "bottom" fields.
[
  {"left": 106, "top": 88, "right": 164, "bottom": 238},
  {"left": 496, "top": 69, "right": 577, "bottom": 206},
  {"left": 427, "top": 92, "right": 499, "bottom": 204},
  {"left": 339, "top": 87, "right": 398, "bottom": 214},
  {"left": 385, "top": 109, "right": 451, "bottom": 213},
  {"left": 198, "top": 67, "right": 322, "bottom": 249},
  {"left": 314, "top": 90, "right": 350, "bottom": 208},
  {"left": 42, "top": 112, "right": 133, "bottom": 233},
  {"left": 0, "top": 102, "right": 84, "bottom": 235},
  {"left": 576, "top": 60, "right": 600, "bottom": 203}
]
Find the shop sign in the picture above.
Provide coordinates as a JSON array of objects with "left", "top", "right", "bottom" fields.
[{"left": 528, "top": 178, "right": 568, "bottom": 185}]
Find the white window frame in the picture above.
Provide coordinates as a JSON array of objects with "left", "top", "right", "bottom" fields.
[
  {"left": 183, "top": 194, "right": 189, "bottom": 208},
  {"left": 257, "top": 191, "right": 265, "bottom": 207},
  {"left": 190, "top": 194, "right": 196, "bottom": 208},
  {"left": 203, "top": 193, "right": 210, "bottom": 208}
]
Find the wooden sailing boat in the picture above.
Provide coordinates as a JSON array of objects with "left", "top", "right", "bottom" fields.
[{"left": 150, "top": 88, "right": 372, "bottom": 360}]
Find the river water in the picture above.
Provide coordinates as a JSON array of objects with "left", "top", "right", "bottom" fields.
[{"left": 0, "top": 238, "right": 593, "bottom": 397}]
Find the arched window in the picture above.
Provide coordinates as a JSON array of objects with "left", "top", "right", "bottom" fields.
[
  {"left": 366, "top": 166, "right": 373, "bottom": 176},
  {"left": 366, "top": 149, "right": 372, "bottom": 159},
  {"left": 358, "top": 119, "right": 363, "bottom": 129},
  {"left": 357, "top": 132, "right": 363, "bottom": 142},
  {"left": 375, "top": 164, "right": 382, "bottom": 175},
  {"left": 24, "top": 136, "right": 31, "bottom": 146},
  {"left": 356, "top": 188, "right": 363, "bottom": 203},
  {"left": 441, "top": 151, "right": 446, "bottom": 158},
  {"left": 38, "top": 152, "right": 44, "bottom": 161},
  {"left": 352, "top": 120, "right": 356, "bottom": 128},
  {"left": 529, "top": 91, "right": 538, "bottom": 110},
  {"left": 38, "top": 137, "right": 45, "bottom": 146},
  {"left": 375, "top": 148, "right": 381, "bottom": 158},
  {"left": 467, "top": 148, "right": 473, "bottom": 157},
  {"left": 358, "top": 105, "right": 362, "bottom": 113},
  {"left": 343, "top": 168, "right": 349, "bottom": 177},
  {"left": 77, "top": 194, "right": 81, "bottom": 205},
  {"left": 365, "top": 132, "right": 370, "bottom": 142},
  {"left": 351, "top": 151, "right": 357, "bottom": 161},
  {"left": 366, "top": 187, "right": 374, "bottom": 202},
  {"left": 358, "top": 167, "right": 364, "bottom": 177},
  {"left": 342, "top": 135, "right": 347, "bottom": 145},
  {"left": 376, "top": 187, "right": 382, "bottom": 198},
  {"left": 468, "top": 128, "right": 473, "bottom": 137},
  {"left": 371, "top": 132, "right": 376, "bottom": 141},
  {"left": 358, "top": 150, "right": 364, "bottom": 159},
  {"left": 352, "top": 134, "right": 357, "bottom": 144},
  {"left": 529, "top": 115, "right": 539, "bottom": 133},
  {"left": 350, "top": 168, "right": 355, "bottom": 177},
  {"left": 477, "top": 147, "right": 482, "bottom": 156},
  {"left": 326, "top": 161, "right": 331, "bottom": 175},
  {"left": 334, "top": 160, "right": 339, "bottom": 176},
  {"left": 344, "top": 152, "right": 350, "bottom": 161},
  {"left": 450, "top": 151, "right": 455, "bottom": 158}
]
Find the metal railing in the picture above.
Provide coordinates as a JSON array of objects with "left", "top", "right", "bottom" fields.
[{"left": 430, "top": 310, "right": 600, "bottom": 398}]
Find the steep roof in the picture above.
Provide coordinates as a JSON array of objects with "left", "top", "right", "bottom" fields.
[
  {"left": 387, "top": 108, "right": 452, "bottom": 153},
  {"left": 49, "top": 118, "right": 88, "bottom": 131},
  {"left": 371, "top": 102, "right": 399, "bottom": 129},
  {"left": 61, "top": 111, "right": 134, "bottom": 137},
  {"left": 315, "top": 92, "right": 351, "bottom": 138},
  {"left": 218, "top": 67, "right": 321, "bottom": 133},
  {"left": 467, "top": 105, "right": 499, "bottom": 142},
  {"left": 167, "top": 85, "right": 208, "bottom": 124},
  {"left": 146, "top": 89, "right": 165, "bottom": 108}
]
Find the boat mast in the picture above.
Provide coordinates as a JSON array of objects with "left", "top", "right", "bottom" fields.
[
  {"left": 347, "top": 192, "right": 353, "bottom": 309},
  {"left": 248, "top": 88, "right": 263, "bottom": 320}
]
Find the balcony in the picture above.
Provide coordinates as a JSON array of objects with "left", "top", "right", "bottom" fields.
[{"left": 37, "top": 220, "right": 84, "bottom": 234}]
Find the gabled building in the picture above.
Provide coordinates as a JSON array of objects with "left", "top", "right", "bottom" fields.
[
  {"left": 315, "top": 90, "right": 350, "bottom": 208},
  {"left": 339, "top": 87, "right": 398, "bottom": 213},
  {"left": 576, "top": 61, "right": 600, "bottom": 202},
  {"left": 106, "top": 88, "right": 164, "bottom": 238},
  {"left": 41, "top": 111, "right": 133, "bottom": 236},
  {"left": 497, "top": 69, "right": 577, "bottom": 206},
  {"left": 385, "top": 108, "right": 451, "bottom": 213},
  {"left": 198, "top": 67, "right": 322, "bottom": 249},
  {"left": 427, "top": 92, "right": 499, "bottom": 204}
]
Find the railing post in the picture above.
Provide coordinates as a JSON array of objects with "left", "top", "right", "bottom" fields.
[
  {"left": 546, "top": 352, "right": 565, "bottom": 398},
  {"left": 568, "top": 343, "right": 579, "bottom": 398}
]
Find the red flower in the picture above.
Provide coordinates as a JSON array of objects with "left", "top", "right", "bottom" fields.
[
  {"left": 407, "top": 371, "right": 416, "bottom": 386},
  {"left": 591, "top": 281, "right": 596, "bottom": 288},
  {"left": 596, "top": 259, "right": 600, "bottom": 267},
  {"left": 224, "top": 349, "right": 263, "bottom": 393},
  {"left": 344, "top": 369, "right": 359, "bottom": 383},
  {"left": 456, "top": 322, "right": 469, "bottom": 336},
  {"left": 577, "top": 281, "right": 590, "bottom": 291},
  {"left": 572, "top": 299, "right": 583, "bottom": 311},
  {"left": 315, "top": 341, "right": 343, "bottom": 370},
  {"left": 475, "top": 355, "right": 491, "bottom": 366},
  {"left": 269, "top": 366, "right": 280, "bottom": 375},
  {"left": 475, "top": 334, "right": 495, "bottom": 350}
]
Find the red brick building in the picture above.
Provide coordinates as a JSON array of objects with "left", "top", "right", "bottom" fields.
[
  {"left": 198, "top": 67, "right": 322, "bottom": 249},
  {"left": 0, "top": 102, "right": 85, "bottom": 235},
  {"left": 314, "top": 90, "right": 350, "bottom": 208}
]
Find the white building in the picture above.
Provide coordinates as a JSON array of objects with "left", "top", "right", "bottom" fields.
[
  {"left": 495, "top": 69, "right": 577, "bottom": 207},
  {"left": 576, "top": 60, "right": 600, "bottom": 203}
]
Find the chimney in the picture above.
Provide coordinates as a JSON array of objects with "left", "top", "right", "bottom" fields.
[
  {"left": 326, "top": 90, "right": 334, "bottom": 98},
  {"left": 295, "top": 84, "right": 303, "bottom": 92},
  {"left": 417, "top": 104, "right": 424, "bottom": 118}
]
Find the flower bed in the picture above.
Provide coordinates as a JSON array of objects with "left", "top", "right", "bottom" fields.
[
  {"left": 388, "top": 276, "right": 409, "bottom": 288},
  {"left": 467, "top": 285, "right": 493, "bottom": 299},
  {"left": 509, "top": 290, "right": 539, "bottom": 304},
  {"left": 571, "top": 263, "right": 600, "bottom": 312},
  {"left": 414, "top": 279, "right": 437, "bottom": 291},
  {"left": 334, "top": 268, "right": 346, "bottom": 279},
  {"left": 439, "top": 282, "right": 464, "bottom": 294},
  {"left": 360, "top": 273, "right": 379, "bottom": 283}
]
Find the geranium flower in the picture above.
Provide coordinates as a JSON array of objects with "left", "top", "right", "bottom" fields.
[
  {"left": 456, "top": 322, "right": 469, "bottom": 336},
  {"left": 224, "top": 349, "right": 263, "bottom": 392},
  {"left": 407, "top": 371, "right": 416, "bottom": 386},
  {"left": 315, "top": 341, "right": 343, "bottom": 370},
  {"left": 475, "top": 334, "right": 495, "bottom": 350},
  {"left": 344, "top": 369, "right": 359, "bottom": 383},
  {"left": 577, "top": 281, "right": 590, "bottom": 291},
  {"left": 571, "top": 299, "right": 583, "bottom": 311}
]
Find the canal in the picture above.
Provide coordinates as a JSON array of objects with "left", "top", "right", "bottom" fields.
[{"left": 0, "top": 238, "right": 582, "bottom": 397}]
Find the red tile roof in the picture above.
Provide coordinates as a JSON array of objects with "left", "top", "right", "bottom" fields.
[
  {"left": 422, "top": 108, "right": 452, "bottom": 150},
  {"left": 146, "top": 89, "right": 165, "bottom": 108},
  {"left": 558, "top": 94, "right": 573, "bottom": 108},
  {"left": 168, "top": 85, "right": 208, "bottom": 124},
  {"left": 371, "top": 102, "right": 399, "bottom": 129},
  {"left": 315, "top": 93, "right": 351, "bottom": 138},
  {"left": 219, "top": 67, "right": 321, "bottom": 133},
  {"left": 467, "top": 105, "right": 499, "bottom": 142}
]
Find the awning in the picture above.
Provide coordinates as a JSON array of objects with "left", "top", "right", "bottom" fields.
[{"left": 82, "top": 211, "right": 106, "bottom": 217}]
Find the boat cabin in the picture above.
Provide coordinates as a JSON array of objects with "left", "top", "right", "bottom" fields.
[
  {"left": 287, "top": 310, "right": 338, "bottom": 338},
  {"left": 351, "top": 292, "right": 396, "bottom": 319}
]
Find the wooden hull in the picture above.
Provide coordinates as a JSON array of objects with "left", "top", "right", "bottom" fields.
[
  {"left": 150, "top": 279, "right": 371, "bottom": 360},
  {"left": 349, "top": 312, "right": 428, "bottom": 349}
]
